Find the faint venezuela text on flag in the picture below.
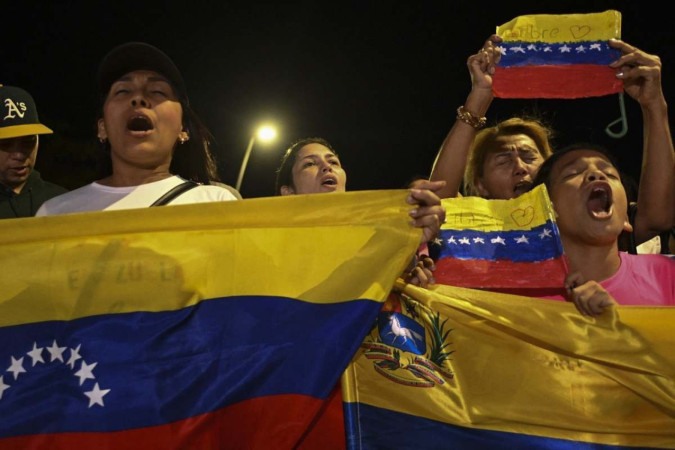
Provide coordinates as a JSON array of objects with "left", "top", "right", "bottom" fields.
[
  {"left": 0, "top": 190, "right": 420, "bottom": 450},
  {"left": 343, "top": 281, "right": 675, "bottom": 449},
  {"left": 432, "top": 184, "right": 567, "bottom": 289},
  {"left": 493, "top": 10, "right": 623, "bottom": 99}
]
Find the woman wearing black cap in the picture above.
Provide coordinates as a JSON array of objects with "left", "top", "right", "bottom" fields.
[{"left": 36, "top": 42, "right": 239, "bottom": 216}]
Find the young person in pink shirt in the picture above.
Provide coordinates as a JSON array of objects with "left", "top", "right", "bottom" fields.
[{"left": 532, "top": 143, "right": 674, "bottom": 316}]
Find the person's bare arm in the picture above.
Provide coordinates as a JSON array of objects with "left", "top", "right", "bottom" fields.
[
  {"left": 429, "top": 35, "right": 501, "bottom": 198},
  {"left": 610, "top": 39, "right": 675, "bottom": 244}
]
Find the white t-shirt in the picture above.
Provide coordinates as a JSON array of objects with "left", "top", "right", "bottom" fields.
[{"left": 35, "top": 176, "right": 238, "bottom": 216}]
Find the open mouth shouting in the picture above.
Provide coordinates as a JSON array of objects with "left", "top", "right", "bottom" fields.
[
  {"left": 321, "top": 175, "right": 337, "bottom": 186},
  {"left": 126, "top": 114, "right": 154, "bottom": 136},
  {"left": 320, "top": 175, "right": 338, "bottom": 190},
  {"left": 513, "top": 180, "right": 532, "bottom": 196},
  {"left": 586, "top": 181, "right": 613, "bottom": 219}
]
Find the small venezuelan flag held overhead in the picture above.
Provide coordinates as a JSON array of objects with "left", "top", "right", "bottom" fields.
[
  {"left": 493, "top": 10, "right": 624, "bottom": 99},
  {"left": 432, "top": 185, "right": 567, "bottom": 289}
]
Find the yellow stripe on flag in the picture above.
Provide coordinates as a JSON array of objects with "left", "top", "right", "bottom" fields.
[
  {"left": 496, "top": 10, "right": 622, "bottom": 43},
  {"left": 0, "top": 190, "right": 420, "bottom": 327},
  {"left": 441, "top": 184, "right": 555, "bottom": 232}
]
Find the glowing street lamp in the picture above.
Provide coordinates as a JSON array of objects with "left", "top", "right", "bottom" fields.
[{"left": 235, "top": 125, "right": 278, "bottom": 192}]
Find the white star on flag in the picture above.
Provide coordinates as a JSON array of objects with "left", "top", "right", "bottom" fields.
[
  {"left": 590, "top": 43, "right": 602, "bottom": 51},
  {"left": 539, "top": 228, "right": 553, "bottom": 239},
  {"left": 447, "top": 236, "right": 457, "bottom": 244},
  {"left": 575, "top": 45, "right": 587, "bottom": 53},
  {"left": 27, "top": 342, "right": 45, "bottom": 367},
  {"left": 7, "top": 356, "right": 26, "bottom": 380},
  {"left": 75, "top": 361, "right": 98, "bottom": 386},
  {"left": 472, "top": 237, "right": 485, "bottom": 244},
  {"left": 433, "top": 237, "right": 442, "bottom": 246},
  {"left": 491, "top": 236, "right": 506, "bottom": 245},
  {"left": 459, "top": 237, "right": 471, "bottom": 245},
  {"left": 67, "top": 344, "right": 82, "bottom": 369},
  {"left": 47, "top": 340, "right": 67, "bottom": 363},
  {"left": 515, "top": 235, "right": 529, "bottom": 244},
  {"left": 560, "top": 45, "right": 571, "bottom": 53},
  {"left": 512, "top": 45, "right": 526, "bottom": 53},
  {"left": 0, "top": 376, "right": 9, "bottom": 400},
  {"left": 85, "top": 382, "right": 111, "bottom": 408}
]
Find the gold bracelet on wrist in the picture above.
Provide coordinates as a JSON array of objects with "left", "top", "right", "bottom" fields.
[{"left": 456, "top": 105, "right": 487, "bottom": 129}]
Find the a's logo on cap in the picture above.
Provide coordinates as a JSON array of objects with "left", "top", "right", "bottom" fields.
[{"left": 3, "top": 98, "right": 27, "bottom": 121}]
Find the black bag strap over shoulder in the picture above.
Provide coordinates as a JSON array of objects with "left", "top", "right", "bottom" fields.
[{"left": 150, "top": 181, "right": 200, "bottom": 207}]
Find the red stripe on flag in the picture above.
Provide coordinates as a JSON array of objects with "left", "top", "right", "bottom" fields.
[
  {"left": 0, "top": 394, "right": 342, "bottom": 450},
  {"left": 434, "top": 258, "right": 568, "bottom": 289},
  {"left": 493, "top": 65, "right": 623, "bottom": 99},
  {"left": 297, "top": 384, "right": 345, "bottom": 450}
]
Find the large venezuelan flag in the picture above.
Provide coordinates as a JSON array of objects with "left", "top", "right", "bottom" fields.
[
  {"left": 432, "top": 185, "right": 567, "bottom": 289},
  {"left": 344, "top": 281, "right": 675, "bottom": 449},
  {"left": 0, "top": 190, "right": 420, "bottom": 450},
  {"left": 493, "top": 10, "right": 624, "bottom": 99}
]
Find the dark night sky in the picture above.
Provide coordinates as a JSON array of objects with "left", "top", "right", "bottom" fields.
[{"left": 4, "top": 1, "right": 673, "bottom": 198}]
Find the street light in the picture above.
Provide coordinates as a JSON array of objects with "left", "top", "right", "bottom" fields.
[{"left": 235, "top": 125, "right": 278, "bottom": 192}]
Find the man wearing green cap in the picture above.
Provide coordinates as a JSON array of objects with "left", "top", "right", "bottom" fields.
[{"left": 0, "top": 85, "right": 67, "bottom": 218}]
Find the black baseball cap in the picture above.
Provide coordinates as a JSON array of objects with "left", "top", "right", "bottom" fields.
[
  {"left": 0, "top": 85, "right": 53, "bottom": 139},
  {"left": 97, "top": 42, "right": 189, "bottom": 103}
]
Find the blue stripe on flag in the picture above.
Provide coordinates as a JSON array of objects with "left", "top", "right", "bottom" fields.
[
  {"left": 437, "top": 222, "right": 563, "bottom": 262},
  {"left": 498, "top": 41, "right": 621, "bottom": 67},
  {"left": 345, "top": 403, "right": 659, "bottom": 450},
  {"left": 0, "top": 296, "right": 380, "bottom": 437}
]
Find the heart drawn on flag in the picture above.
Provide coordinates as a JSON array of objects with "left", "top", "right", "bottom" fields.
[
  {"left": 569, "top": 25, "right": 591, "bottom": 39},
  {"left": 510, "top": 206, "right": 535, "bottom": 227}
]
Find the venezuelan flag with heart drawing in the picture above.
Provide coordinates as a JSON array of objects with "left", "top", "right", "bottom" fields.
[
  {"left": 432, "top": 185, "right": 567, "bottom": 290},
  {"left": 492, "top": 10, "right": 624, "bottom": 99}
]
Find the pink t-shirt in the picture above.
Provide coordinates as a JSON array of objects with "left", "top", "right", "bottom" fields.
[{"left": 544, "top": 252, "right": 675, "bottom": 306}]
